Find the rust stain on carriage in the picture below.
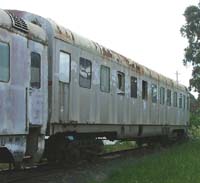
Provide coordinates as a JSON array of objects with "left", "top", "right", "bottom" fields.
[
  {"left": 56, "top": 25, "right": 62, "bottom": 34},
  {"left": 65, "top": 30, "right": 72, "bottom": 41},
  {"left": 102, "top": 47, "right": 112, "bottom": 58}
]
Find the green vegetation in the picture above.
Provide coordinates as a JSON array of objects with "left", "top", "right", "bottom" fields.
[
  {"left": 181, "top": 3, "right": 200, "bottom": 95},
  {"left": 188, "top": 94, "right": 200, "bottom": 137},
  {"left": 104, "top": 141, "right": 136, "bottom": 153},
  {"left": 0, "top": 163, "right": 9, "bottom": 169},
  {"left": 90, "top": 140, "right": 200, "bottom": 183}
]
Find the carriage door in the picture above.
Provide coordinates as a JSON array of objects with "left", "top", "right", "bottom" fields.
[
  {"left": 56, "top": 39, "right": 71, "bottom": 122},
  {"left": 28, "top": 40, "right": 47, "bottom": 126}
]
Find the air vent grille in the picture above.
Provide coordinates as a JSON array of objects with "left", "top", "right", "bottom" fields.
[{"left": 7, "top": 12, "right": 28, "bottom": 33}]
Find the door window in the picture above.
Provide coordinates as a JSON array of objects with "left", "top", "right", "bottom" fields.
[
  {"left": 31, "top": 52, "right": 41, "bottom": 89},
  {"left": 59, "top": 51, "right": 70, "bottom": 83},
  {"left": 117, "top": 71, "right": 125, "bottom": 94},
  {"left": 0, "top": 42, "right": 9, "bottom": 82}
]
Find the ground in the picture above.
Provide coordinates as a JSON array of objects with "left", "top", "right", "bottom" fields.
[{"left": 1, "top": 139, "right": 200, "bottom": 183}]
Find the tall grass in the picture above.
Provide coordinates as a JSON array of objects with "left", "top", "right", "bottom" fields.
[{"left": 91, "top": 140, "right": 200, "bottom": 183}]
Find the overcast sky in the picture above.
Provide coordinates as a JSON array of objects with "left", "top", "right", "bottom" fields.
[{"left": 2, "top": 0, "right": 199, "bottom": 94}]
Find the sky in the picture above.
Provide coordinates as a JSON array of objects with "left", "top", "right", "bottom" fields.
[{"left": 1, "top": 0, "right": 199, "bottom": 95}]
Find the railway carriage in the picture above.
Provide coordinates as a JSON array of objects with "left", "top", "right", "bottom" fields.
[
  {"left": 0, "top": 9, "right": 189, "bottom": 166},
  {"left": 0, "top": 9, "right": 48, "bottom": 166}
]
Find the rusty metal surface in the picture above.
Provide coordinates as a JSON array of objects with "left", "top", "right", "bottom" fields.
[
  {"left": 7, "top": 9, "right": 187, "bottom": 92},
  {"left": 0, "top": 9, "right": 47, "bottom": 45},
  {"left": 47, "top": 19, "right": 186, "bottom": 91}
]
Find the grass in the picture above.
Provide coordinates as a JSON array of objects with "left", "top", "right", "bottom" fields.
[
  {"left": 0, "top": 163, "right": 9, "bottom": 169},
  {"left": 104, "top": 141, "right": 136, "bottom": 153},
  {"left": 90, "top": 139, "right": 200, "bottom": 183}
]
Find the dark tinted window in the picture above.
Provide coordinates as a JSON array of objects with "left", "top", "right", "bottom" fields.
[
  {"left": 160, "top": 87, "right": 165, "bottom": 105},
  {"left": 183, "top": 95, "right": 186, "bottom": 109},
  {"left": 187, "top": 96, "right": 190, "bottom": 111},
  {"left": 0, "top": 42, "right": 9, "bottom": 82},
  {"left": 167, "top": 89, "right": 171, "bottom": 106},
  {"left": 31, "top": 52, "right": 41, "bottom": 89},
  {"left": 100, "top": 65, "right": 110, "bottom": 93},
  {"left": 173, "top": 92, "right": 177, "bottom": 107},
  {"left": 179, "top": 93, "right": 182, "bottom": 108},
  {"left": 130, "top": 76, "right": 137, "bottom": 98},
  {"left": 79, "top": 57, "right": 92, "bottom": 89},
  {"left": 142, "top": 80, "right": 148, "bottom": 100}
]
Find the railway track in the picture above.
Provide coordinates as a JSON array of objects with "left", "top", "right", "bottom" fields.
[{"left": 0, "top": 144, "right": 169, "bottom": 183}]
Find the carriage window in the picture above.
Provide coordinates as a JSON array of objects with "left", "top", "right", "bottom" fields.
[
  {"left": 151, "top": 84, "right": 157, "bottom": 103},
  {"left": 31, "top": 52, "right": 41, "bottom": 89},
  {"left": 0, "top": 42, "right": 9, "bottom": 82},
  {"left": 179, "top": 93, "right": 182, "bottom": 108},
  {"left": 117, "top": 71, "right": 125, "bottom": 94},
  {"left": 79, "top": 57, "right": 92, "bottom": 89},
  {"left": 183, "top": 95, "right": 186, "bottom": 109},
  {"left": 160, "top": 87, "right": 165, "bottom": 105},
  {"left": 131, "top": 76, "right": 137, "bottom": 98},
  {"left": 187, "top": 96, "right": 190, "bottom": 111},
  {"left": 59, "top": 51, "right": 70, "bottom": 83},
  {"left": 100, "top": 65, "right": 110, "bottom": 93},
  {"left": 142, "top": 80, "right": 148, "bottom": 100},
  {"left": 167, "top": 89, "right": 171, "bottom": 106},
  {"left": 173, "top": 92, "right": 177, "bottom": 107}
]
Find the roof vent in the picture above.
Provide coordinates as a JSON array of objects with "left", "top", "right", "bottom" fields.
[{"left": 7, "top": 12, "right": 28, "bottom": 33}]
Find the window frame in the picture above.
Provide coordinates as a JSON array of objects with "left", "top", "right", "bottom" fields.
[
  {"left": 160, "top": 87, "right": 165, "bottom": 105},
  {"left": 130, "top": 76, "right": 137, "bottom": 98},
  {"left": 30, "top": 52, "right": 41, "bottom": 89},
  {"left": 117, "top": 71, "right": 125, "bottom": 95},
  {"left": 100, "top": 65, "right": 110, "bottom": 93},
  {"left": 187, "top": 96, "right": 190, "bottom": 111},
  {"left": 59, "top": 50, "right": 71, "bottom": 84},
  {"left": 179, "top": 93, "right": 183, "bottom": 108},
  {"left": 142, "top": 80, "right": 148, "bottom": 100},
  {"left": 183, "top": 95, "right": 186, "bottom": 109},
  {"left": 167, "top": 89, "right": 172, "bottom": 106},
  {"left": 0, "top": 41, "right": 10, "bottom": 83},
  {"left": 79, "top": 57, "right": 92, "bottom": 89},
  {"left": 173, "top": 91, "right": 178, "bottom": 107},
  {"left": 151, "top": 83, "right": 157, "bottom": 103}
]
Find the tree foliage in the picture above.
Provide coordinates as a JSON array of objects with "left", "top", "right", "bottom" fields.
[
  {"left": 181, "top": 4, "right": 200, "bottom": 95},
  {"left": 189, "top": 93, "right": 200, "bottom": 127}
]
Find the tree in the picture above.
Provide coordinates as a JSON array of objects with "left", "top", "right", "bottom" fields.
[
  {"left": 181, "top": 4, "right": 200, "bottom": 97},
  {"left": 189, "top": 93, "right": 200, "bottom": 129}
]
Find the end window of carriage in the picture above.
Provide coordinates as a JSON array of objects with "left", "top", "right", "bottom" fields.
[
  {"left": 31, "top": 52, "right": 41, "bottom": 89},
  {"left": 130, "top": 76, "right": 137, "bottom": 98},
  {"left": 183, "top": 95, "right": 186, "bottom": 109},
  {"left": 151, "top": 84, "right": 157, "bottom": 103},
  {"left": 79, "top": 57, "right": 92, "bottom": 89},
  {"left": 59, "top": 51, "right": 70, "bottom": 83},
  {"left": 0, "top": 42, "right": 10, "bottom": 82},
  {"left": 187, "top": 96, "right": 190, "bottom": 111},
  {"left": 117, "top": 71, "right": 125, "bottom": 94},
  {"left": 179, "top": 93, "right": 182, "bottom": 108},
  {"left": 100, "top": 65, "right": 110, "bottom": 93}
]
